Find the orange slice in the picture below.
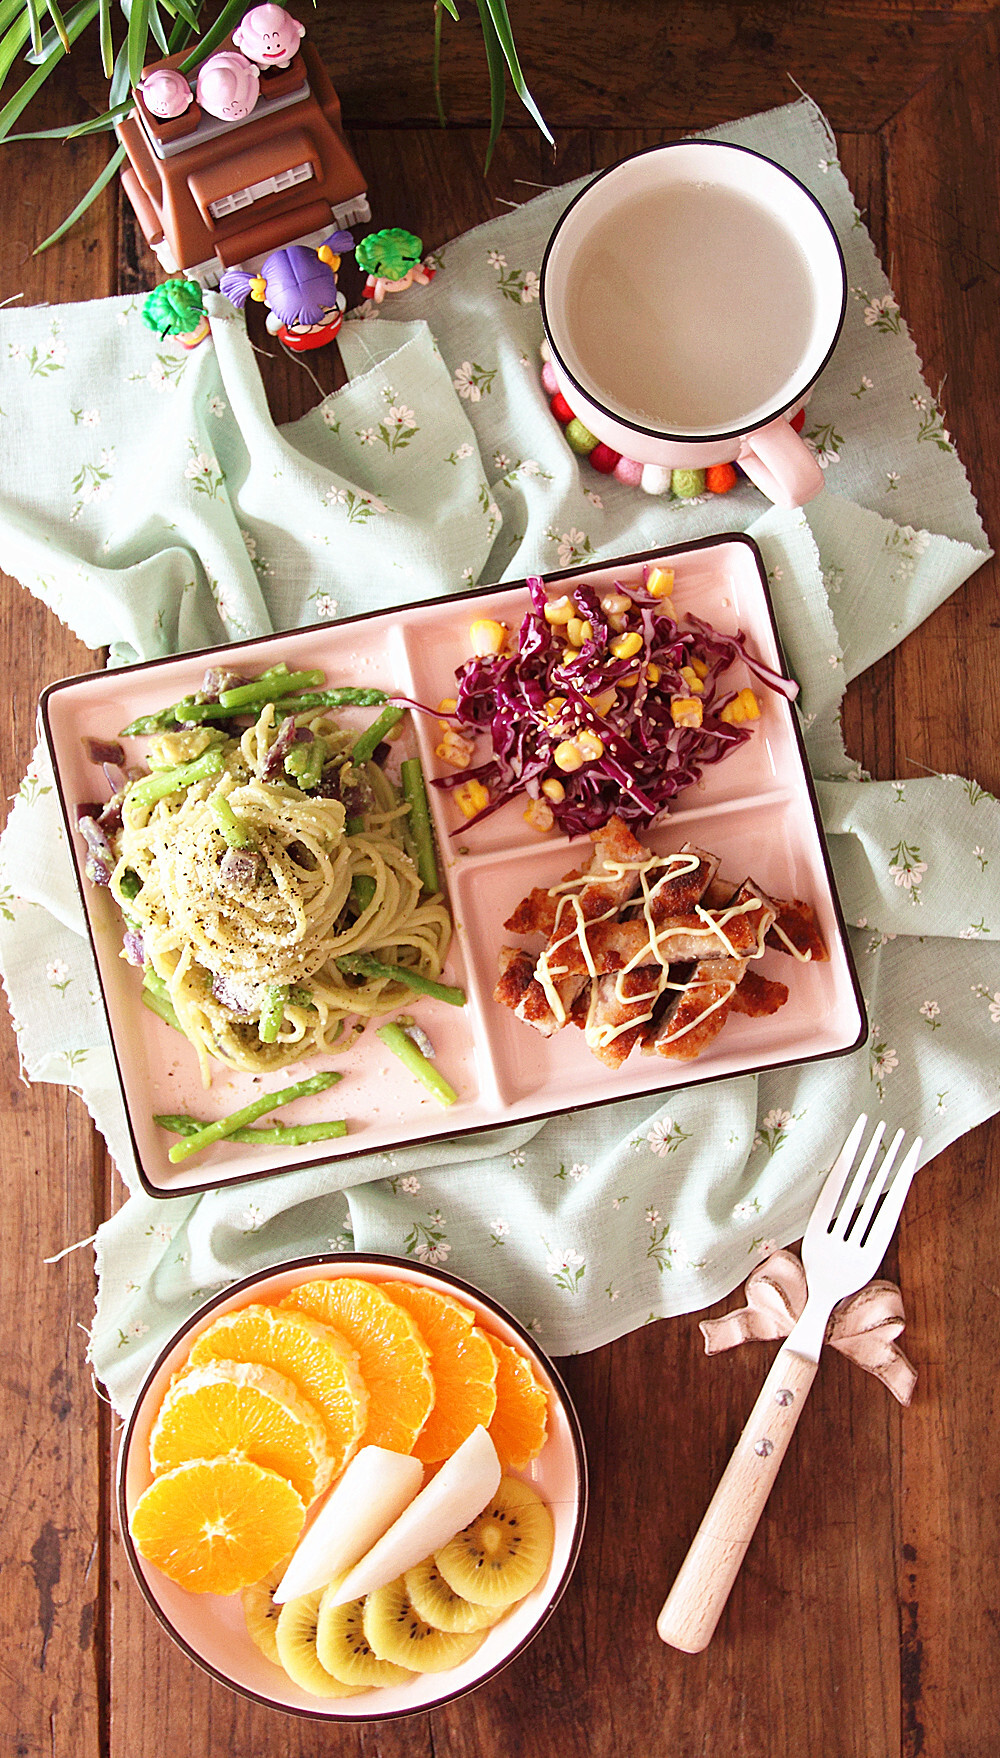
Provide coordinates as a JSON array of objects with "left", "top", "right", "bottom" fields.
[
  {"left": 129, "top": 1456, "right": 305, "bottom": 1595},
  {"left": 482, "top": 1334, "right": 550, "bottom": 1470},
  {"left": 186, "top": 1304, "right": 367, "bottom": 1480},
  {"left": 282, "top": 1277, "right": 435, "bottom": 1455},
  {"left": 381, "top": 1282, "right": 497, "bottom": 1464},
  {"left": 148, "top": 1361, "right": 335, "bottom": 1505}
]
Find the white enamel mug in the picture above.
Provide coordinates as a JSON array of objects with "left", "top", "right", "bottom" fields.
[{"left": 540, "top": 141, "right": 847, "bottom": 508}]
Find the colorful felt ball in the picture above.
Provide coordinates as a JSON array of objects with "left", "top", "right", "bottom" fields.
[
  {"left": 671, "top": 467, "right": 706, "bottom": 498},
  {"left": 706, "top": 462, "right": 738, "bottom": 494},
  {"left": 550, "top": 391, "right": 575, "bottom": 425},
  {"left": 613, "top": 456, "right": 643, "bottom": 487},
  {"left": 589, "top": 442, "right": 621, "bottom": 474},
  {"left": 565, "top": 418, "right": 598, "bottom": 454},
  {"left": 540, "top": 360, "right": 558, "bottom": 395}
]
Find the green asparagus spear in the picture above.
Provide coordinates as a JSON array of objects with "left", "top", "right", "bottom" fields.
[
  {"left": 220, "top": 670, "right": 325, "bottom": 710},
  {"left": 209, "top": 788, "right": 255, "bottom": 848},
  {"left": 351, "top": 706, "right": 404, "bottom": 765},
  {"left": 118, "top": 868, "right": 142, "bottom": 900},
  {"left": 141, "top": 971, "right": 182, "bottom": 1032},
  {"left": 127, "top": 747, "right": 224, "bottom": 810},
  {"left": 258, "top": 985, "right": 287, "bottom": 1043},
  {"left": 337, "top": 954, "right": 465, "bottom": 1007},
  {"left": 271, "top": 688, "right": 389, "bottom": 711},
  {"left": 376, "top": 1022, "right": 457, "bottom": 1107},
  {"left": 400, "top": 758, "right": 439, "bottom": 893},
  {"left": 284, "top": 736, "right": 326, "bottom": 790},
  {"left": 349, "top": 875, "right": 377, "bottom": 913},
  {"left": 155, "top": 1114, "right": 347, "bottom": 1146},
  {"left": 166, "top": 1070, "right": 343, "bottom": 1164}
]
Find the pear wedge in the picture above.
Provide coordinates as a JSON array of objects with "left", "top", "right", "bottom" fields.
[{"left": 274, "top": 1445, "right": 424, "bottom": 1604}]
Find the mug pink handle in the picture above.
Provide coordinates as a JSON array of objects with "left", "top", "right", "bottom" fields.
[{"left": 737, "top": 416, "right": 825, "bottom": 509}]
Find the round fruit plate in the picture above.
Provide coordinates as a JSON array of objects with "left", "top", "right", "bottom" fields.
[{"left": 117, "top": 1254, "right": 588, "bottom": 1720}]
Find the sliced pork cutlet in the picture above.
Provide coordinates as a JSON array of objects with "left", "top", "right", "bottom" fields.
[
  {"left": 641, "top": 956, "right": 748, "bottom": 1061},
  {"left": 765, "top": 897, "right": 828, "bottom": 962},
  {"left": 551, "top": 881, "right": 773, "bottom": 978},
  {"left": 729, "top": 968, "right": 789, "bottom": 1015},
  {"left": 633, "top": 844, "right": 721, "bottom": 925},
  {"left": 584, "top": 966, "right": 666, "bottom": 1068},
  {"left": 493, "top": 946, "right": 583, "bottom": 1037},
  {"left": 537, "top": 814, "right": 650, "bottom": 960}
]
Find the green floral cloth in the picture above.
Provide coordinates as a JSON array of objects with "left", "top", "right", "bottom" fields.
[{"left": 0, "top": 97, "right": 996, "bottom": 1414}]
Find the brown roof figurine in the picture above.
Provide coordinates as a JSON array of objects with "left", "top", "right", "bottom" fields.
[{"left": 116, "top": 4, "right": 369, "bottom": 285}]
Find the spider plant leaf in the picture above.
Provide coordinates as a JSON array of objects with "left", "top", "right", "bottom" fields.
[
  {"left": 0, "top": 0, "right": 98, "bottom": 139},
  {"left": 432, "top": 0, "right": 447, "bottom": 128},
  {"left": 481, "top": 0, "right": 551, "bottom": 142},
  {"left": 5, "top": 105, "right": 122, "bottom": 137},
  {"left": 24, "top": 0, "right": 89, "bottom": 58},
  {"left": 44, "top": 0, "right": 70, "bottom": 51},
  {"left": 26, "top": 0, "right": 43, "bottom": 56},
  {"left": 98, "top": 0, "right": 111, "bottom": 72},
  {"left": 163, "top": 0, "right": 200, "bottom": 29},
  {"left": 438, "top": 0, "right": 459, "bottom": 17},
  {"left": 0, "top": 0, "right": 28, "bottom": 33},
  {"left": 179, "top": 0, "right": 245, "bottom": 70},
  {"left": 474, "top": 0, "right": 505, "bottom": 173},
  {"left": 126, "top": 0, "right": 152, "bottom": 87},
  {"left": 0, "top": 13, "right": 33, "bottom": 85},
  {"left": 33, "top": 140, "right": 125, "bottom": 252},
  {"left": 147, "top": 0, "right": 169, "bottom": 54}
]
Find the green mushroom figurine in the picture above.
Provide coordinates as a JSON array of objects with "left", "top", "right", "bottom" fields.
[
  {"left": 357, "top": 228, "right": 436, "bottom": 304},
  {"left": 142, "top": 278, "right": 211, "bottom": 349}
]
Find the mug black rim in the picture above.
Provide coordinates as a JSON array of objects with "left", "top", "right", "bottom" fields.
[{"left": 538, "top": 138, "right": 849, "bottom": 448}]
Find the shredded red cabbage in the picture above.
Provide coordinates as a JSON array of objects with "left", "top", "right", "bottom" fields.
[{"left": 433, "top": 574, "right": 798, "bottom": 838}]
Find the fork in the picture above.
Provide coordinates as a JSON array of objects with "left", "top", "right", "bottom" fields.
[{"left": 656, "top": 1113, "right": 922, "bottom": 1653}]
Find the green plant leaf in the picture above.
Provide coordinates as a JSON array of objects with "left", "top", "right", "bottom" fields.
[
  {"left": 33, "top": 140, "right": 125, "bottom": 252},
  {"left": 432, "top": 0, "right": 447, "bottom": 128},
  {"left": 0, "top": 0, "right": 99, "bottom": 140},
  {"left": 164, "top": 0, "right": 201, "bottom": 29},
  {"left": 23, "top": 0, "right": 97, "bottom": 61},
  {"left": 147, "top": 0, "right": 169, "bottom": 54},
  {"left": 126, "top": 0, "right": 151, "bottom": 86},
  {"left": 482, "top": 0, "right": 551, "bottom": 142},
  {"left": 474, "top": 0, "right": 505, "bottom": 172},
  {"left": 44, "top": 0, "right": 70, "bottom": 51},
  {"left": 98, "top": 0, "right": 111, "bottom": 72},
  {"left": 4, "top": 108, "right": 123, "bottom": 137},
  {"left": 0, "top": 12, "right": 36, "bottom": 84},
  {"left": 179, "top": 0, "right": 245, "bottom": 70},
  {"left": 26, "top": 0, "right": 43, "bottom": 56},
  {"left": 438, "top": 0, "right": 458, "bottom": 17}
]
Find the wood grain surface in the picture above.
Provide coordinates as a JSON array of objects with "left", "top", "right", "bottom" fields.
[{"left": 2, "top": 6, "right": 999, "bottom": 1755}]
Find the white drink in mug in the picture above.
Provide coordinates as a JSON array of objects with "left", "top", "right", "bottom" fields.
[{"left": 540, "top": 142, "right": 847, "bottom": 508}]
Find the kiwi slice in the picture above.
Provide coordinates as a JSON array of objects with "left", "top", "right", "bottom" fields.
[
  {"left": 405, "top": 1556, "right": 509, "bottom": 1634},
  {"left": 317, "top": 1588, "right": 414, "bottom": 1688},
  {"left": 242, "top": 1557, "right": 292, "bottom": 1666},
  {"left": 434, "top": 1476, "right": 554, "bottom": 1609},
  {"left": 362, "top": 1577, "right": 488, "bottom": 1674},
  {"left": 275, "top": 1589, "right": 368, "bottom": 1697}
]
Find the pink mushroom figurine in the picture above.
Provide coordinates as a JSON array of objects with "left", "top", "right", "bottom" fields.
[
  {"left": 138, "top": 67, "right": 194, "bottom": 120},
  {"left": 195, "top": 51, "right": 260, "bottom": 121},
  {"left": 232, "top": 4, "right": 305, "bottom": 70}
]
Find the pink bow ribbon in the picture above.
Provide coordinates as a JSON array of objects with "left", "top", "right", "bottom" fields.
[{"left": 700, "top": 1247, "right": 916, "bottom": 1405}]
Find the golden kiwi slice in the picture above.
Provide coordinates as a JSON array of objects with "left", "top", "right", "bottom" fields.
[
  {"left": 404, "top": 1556, "right": 509, "bottom": 1634},
  {"left": 316, "top": 1588, "right": 414, "bottom": 1688},
  {"left": 275, "top": 1589, "right": 368, "bottom": 1697},
  {"left": 242, "top": 1556, "right": 292, "bottom": 1666},
  {"left": 434, "top": 1476, "right": 554, "bottom": 1609},
  {"left": 362, "top": 1577, "right": 488, "bottom": 1673}
]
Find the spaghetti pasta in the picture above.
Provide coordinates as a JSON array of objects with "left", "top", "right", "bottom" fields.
[{"left": 102, "top": 691, "right": 452, "bottom": 1086}]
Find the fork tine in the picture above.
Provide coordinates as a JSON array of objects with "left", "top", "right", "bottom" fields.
[
  {"left": 851, "top": 1127, "right": 905, "bottom": 1243},
  {"left": 832, "top": 1120, "right": 886, "bottom": 1237},
  {"left": 804, "top": 1113, "right": 869, "bottom": 1236},
  {"left": 859, "top": 1136, "right": 922, "bottom": 1261}
]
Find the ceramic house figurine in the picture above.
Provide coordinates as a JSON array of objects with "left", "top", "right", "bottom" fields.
[
  {"left": 117, "top": 6, "right": 369, "bottom": 285},
  {"left": 220, "top": 237, "right": 353, "bottom": 351}
]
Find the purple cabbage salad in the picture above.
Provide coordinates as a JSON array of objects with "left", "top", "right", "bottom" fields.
[{"left": 430, "top": 572, "right": 798, "bottom": 838}]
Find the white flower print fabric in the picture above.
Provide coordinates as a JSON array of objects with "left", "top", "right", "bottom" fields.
[{"left": 0, "top": 97, "right": 997, "bottom": 1416}]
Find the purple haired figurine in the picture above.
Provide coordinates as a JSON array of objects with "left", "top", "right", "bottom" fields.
[{"left": 220, "top": 235, "right": 354, "bottom": 350}]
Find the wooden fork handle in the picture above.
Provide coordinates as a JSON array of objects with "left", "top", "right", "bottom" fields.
[{"left": 656, "top": 1346, "right": 819, "bottom": 1653}]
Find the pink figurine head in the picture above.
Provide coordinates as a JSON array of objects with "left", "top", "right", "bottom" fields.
[
  {"left": 138, "top": 67, "right": 194, "bottom": 120},
  {"left": 195, "top": 50, "right": 261, "bottom": 121},
  {"left": 232, "top": 4, "right": 305, "bottom": 69}
]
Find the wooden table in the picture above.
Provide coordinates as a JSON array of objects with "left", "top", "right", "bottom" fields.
[{"left": 3, "top": 5, "right": 999, "bottom": 1754}]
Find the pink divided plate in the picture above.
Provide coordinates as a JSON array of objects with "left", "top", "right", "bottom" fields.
[
  {"left": 117, "top": 1255, "right": 588, "bottom": 1720},
  {"left": 40, "top": 535, "right": 866, "bottom": 1198}
]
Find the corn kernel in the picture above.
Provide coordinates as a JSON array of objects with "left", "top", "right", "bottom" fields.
[
  {"left": 611, "top": 630, "right": 644, "bottom": 661},
  {"left": 435, "top": 728, "right": 475, "bottom": 768},
  {"left": 601, "top": 592, "right": 630, "bottom": 616},
  {"left": 562, "top": 647, "right": 578, "bottom": 666},
  {"left": 584, "top": 687, "right": 617, "bottom": 717},
  {"left": 469, "top": 618, "right": 507, "bottom": 657},
  {"left": 437, "top": 697, "right": 458, "bottom": 713},
  {"left": 566, "top": 616, "right": 593, "bottom": 647},
  {"left": 541, "top": 776, "right": 566, "bottom": 803},
  {"left": 719, "top": 687, "right": 761, "bottom": 725},
  {"left": 680, "top": 665, "right": 705, "bottom": 695},
  {"left": 543, "top": 595, "right": 575, "bottom": 625},
  {"left": 671, "top": 697, "right": 703, "bottom": 729},
  {"left": 690, "top": 657, "right": 709, "bottom": 680},
  {"left": 577, "top": 729, "right": 605, "bottom": 761},
  {"left": 523, "top": 797, "right": 554, "bottom": 832},
  {"left": 618, "top": 669, "right": 640, "bottom": 688},
  {"left": 554, "top": 740, "right": 585, "bottom": 773},
  {"left": 646, "top": 663, "right": 660, "bottom": 685},
  {"left": 646, "top": 566, "right": 675, "bottom": 599},
  {"left": 455, "top": 778, "right": 490, "bottom": 818},
  {"left": 543, "top": 696, "right": 567, "bottom": 719}
]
